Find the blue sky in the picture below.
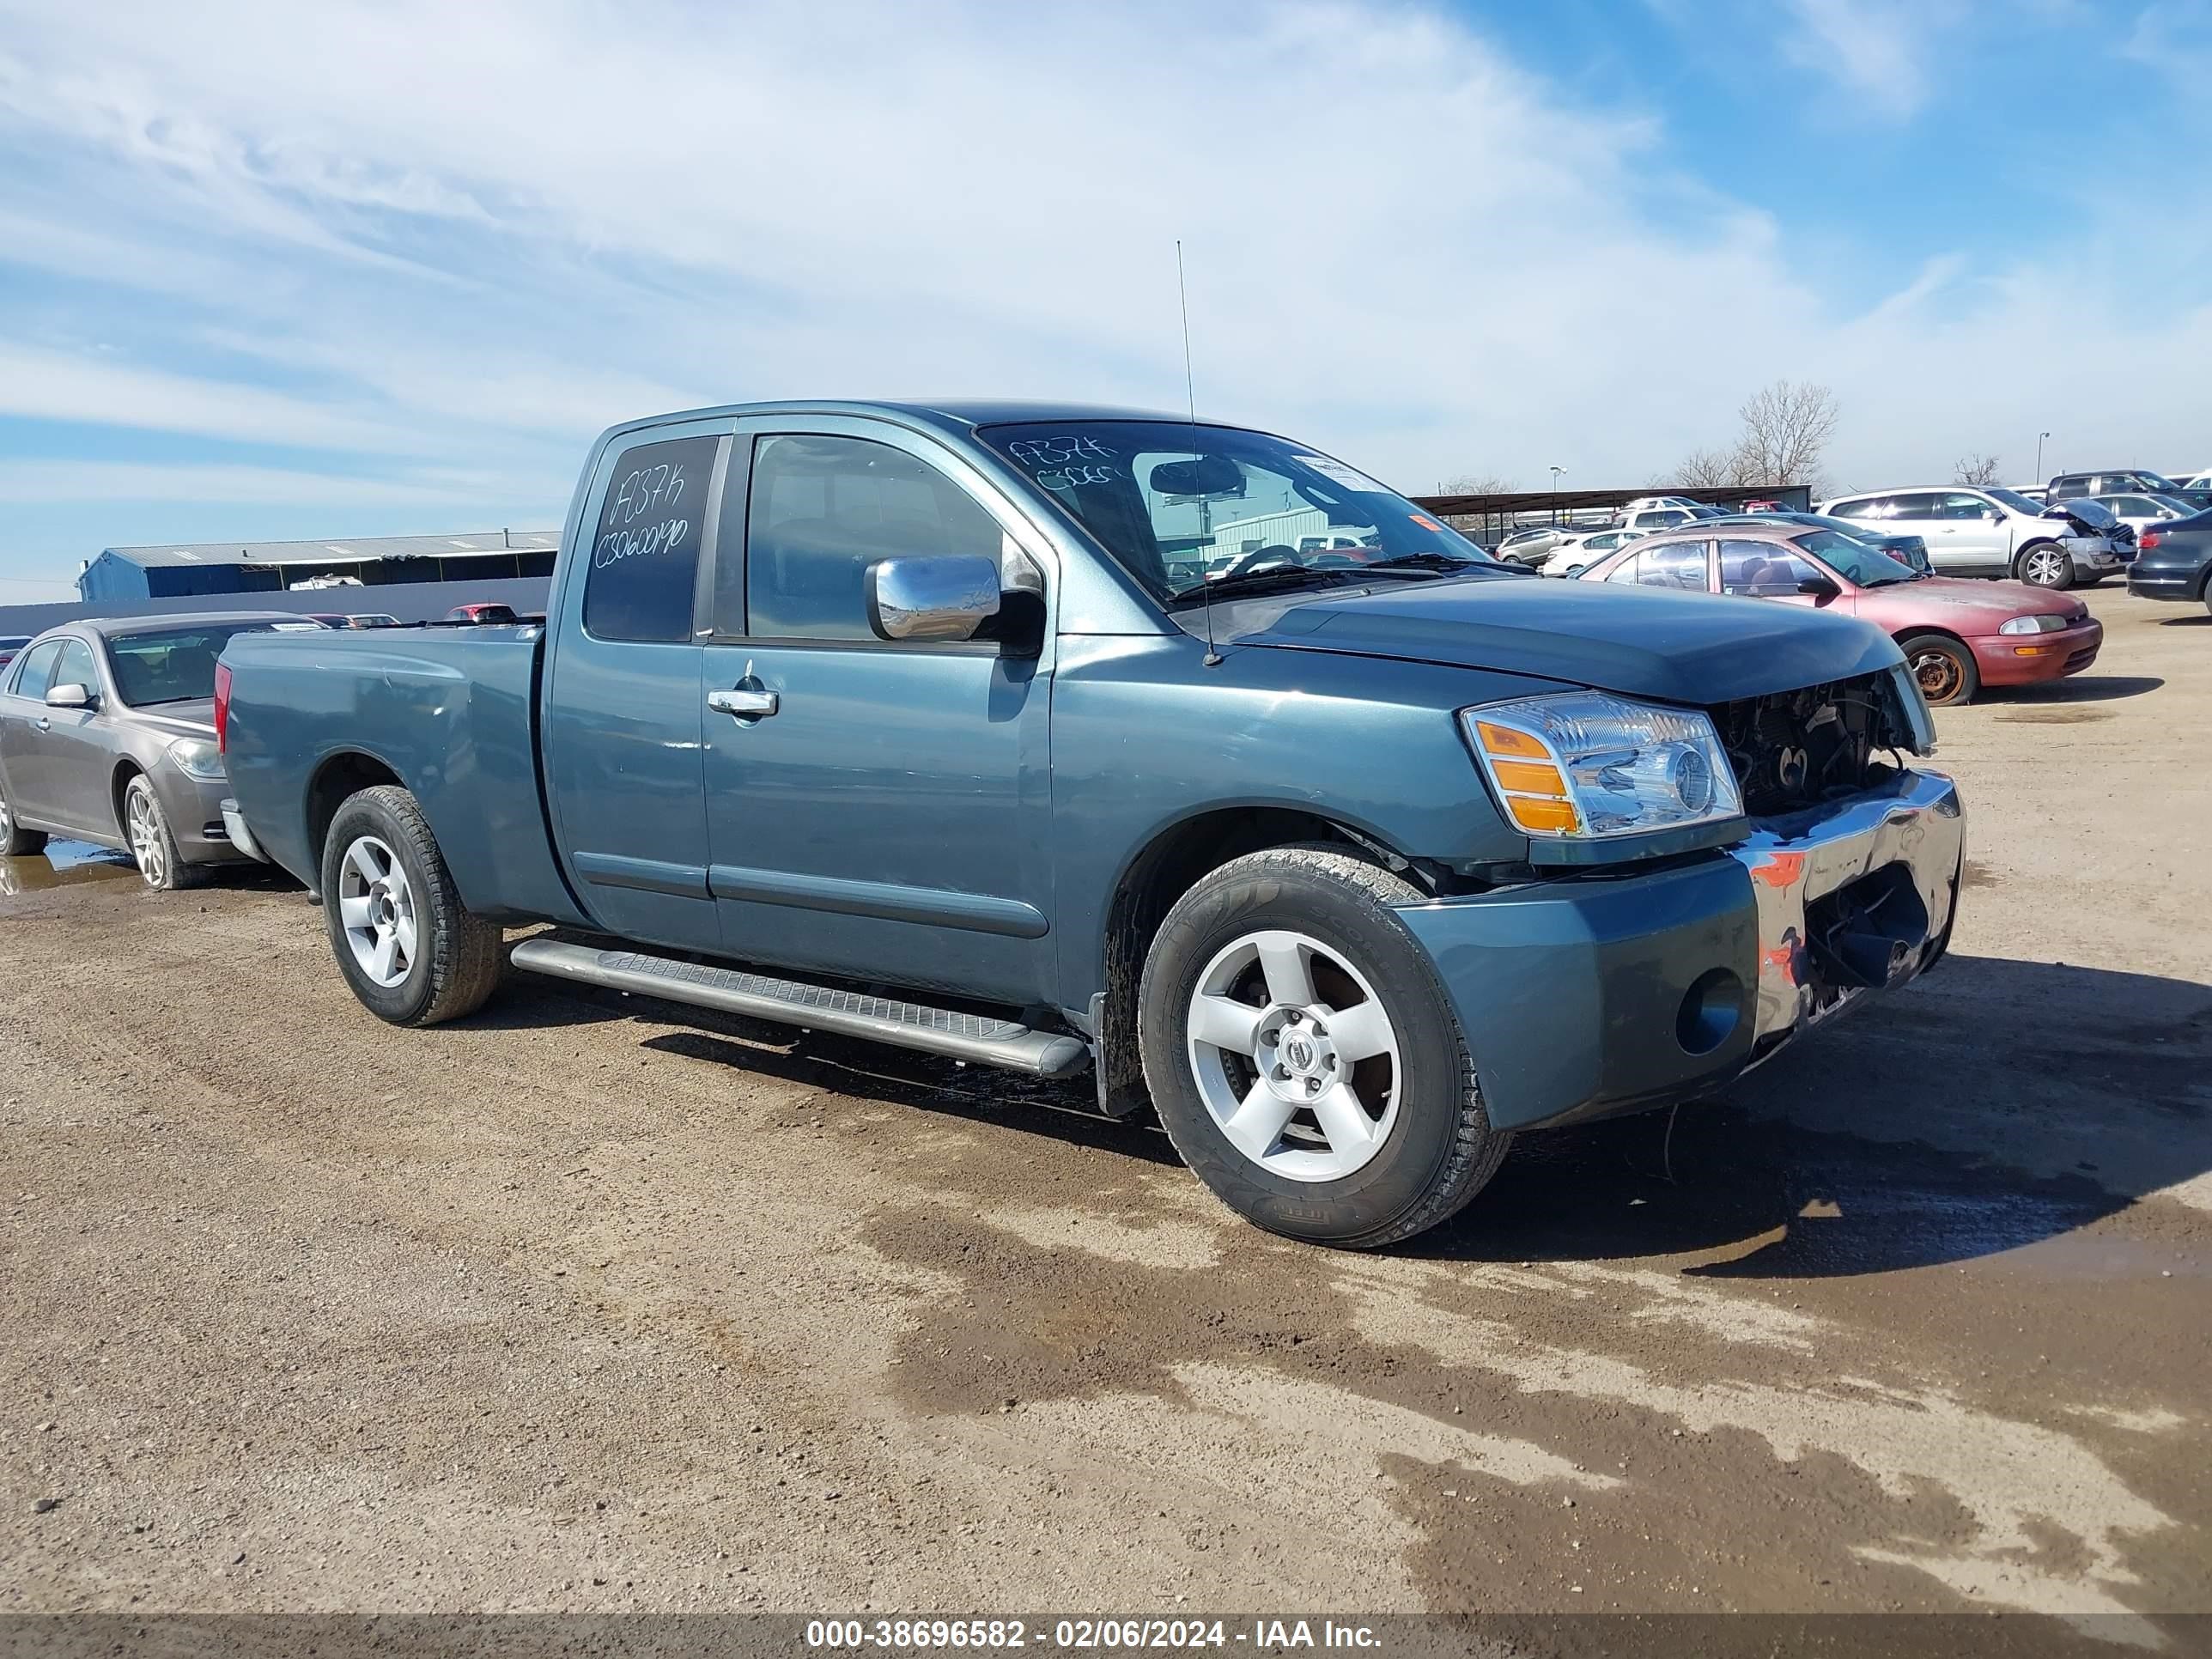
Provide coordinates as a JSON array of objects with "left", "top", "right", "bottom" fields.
[{"left": 1, "top": 0, "right": 2207, "bottom": 601}]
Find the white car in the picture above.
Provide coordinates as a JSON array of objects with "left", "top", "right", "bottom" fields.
[
  {"left": 1817, "top": 485, "right": 2123, "bottom": 589},
  {"left": 1613, "top": 503, "right": 1726, "bottom": 534},
  {"left": 1537, "top": 527, "right": 1644, "bottom": 577},
  {"left": 2170, "top": 470, "right": 2211, "bottom": 495},
  {"left": 2092, "top": 493, "right": 2197, "bottom": 539}
]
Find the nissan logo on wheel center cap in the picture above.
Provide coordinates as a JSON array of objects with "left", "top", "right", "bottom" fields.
[{"left": 1283, "top": 1034, "right": 1316, "bottom": 1072}]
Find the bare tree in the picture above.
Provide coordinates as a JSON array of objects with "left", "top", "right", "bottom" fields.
[
  {"left": 1673, "top": 447, "right": 1738, "bottom": 489},
  {"left": 1435, "top": 471, "right": 1516, "bottom": 495},
  {"left": 1734, "top": 380, "right": 1838, "bottom": 487},
  {"left": 1954, "top": 452, "right": 2003, "bottom": 486}
]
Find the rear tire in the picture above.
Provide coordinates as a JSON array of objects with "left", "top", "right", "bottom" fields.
[
  {"left": 1899, "top": 633, "right": 1980, "bottom": 707},
  {"left": 1138, "top": 844, "right": 1511, "bottom": 1249},
  {"left": 320, "top": 784, "right": 502, "bottom": 1026},
  {"left": 0, "top": 775, "right": 46, "bottom": 856},
  {"left": 2015, "top": 542, "right": 2075, "bottom": 589}
]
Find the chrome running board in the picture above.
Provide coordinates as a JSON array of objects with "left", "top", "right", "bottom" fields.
[{"left": 508, "top": 939, "right": 1091, "bottom": 1079}]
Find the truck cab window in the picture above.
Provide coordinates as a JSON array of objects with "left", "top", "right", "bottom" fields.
[
  {"left": 583, "top": 435, "right": 720, "bottom": 643},
  {"left": 745, "top": 434, "right": 1005, "bottom": 641}
]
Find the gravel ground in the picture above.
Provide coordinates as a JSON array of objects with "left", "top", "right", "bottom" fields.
[{"left": 1, "top": 589, "right": 2206, "bottom": 1645}]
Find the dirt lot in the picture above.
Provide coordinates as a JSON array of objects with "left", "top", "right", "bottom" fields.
[{"left": 2, "top": 591, "right": 2207, "bottom": 1644}]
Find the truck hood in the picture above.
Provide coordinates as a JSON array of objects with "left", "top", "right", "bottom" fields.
[{"left": 1237, "top": 577, "right": 1899, "bottom": 705}]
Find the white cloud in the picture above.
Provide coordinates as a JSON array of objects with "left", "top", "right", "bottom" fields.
[
  {"left": 0, "top": 458, "right": 521, "bottom": 507},
  {"left": 0, "top": 339, "right": 424, "bottom": 454},
  {"left": 1783, "top": 0, "right": 1934, "bottom": 118}
]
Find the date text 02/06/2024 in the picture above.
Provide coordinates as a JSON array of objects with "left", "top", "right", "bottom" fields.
[{"left": 804, "top": 1618, "right": 1381, "bottom": 1650}]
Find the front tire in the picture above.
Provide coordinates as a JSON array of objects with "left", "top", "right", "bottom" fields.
[
  {"left": 320, "top": 784, "right": 502, "bottom": 1026},
  {"left": 124, "top": 775, "right": 202, "bottom": 891},
  {"left": 1899, "top": 632, "right": 1980, "bottom": 707},
  {"left": 0, "top": 775, "right": 46, "bottom": 856},
  {"left": 1138, "top": 845, "right": 1511, "bottom": 1249},
  {"left": 2015, "top": 542, "right": 2075, "bottom": 589}
]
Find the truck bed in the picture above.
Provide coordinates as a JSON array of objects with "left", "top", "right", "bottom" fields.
[{"left": 220, "top": 624, "right": 586, "bottom": 925}]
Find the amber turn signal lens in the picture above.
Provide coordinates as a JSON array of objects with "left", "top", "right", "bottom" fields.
[
  {"left": 1474, "top": 720, "right": 1550, "bottom": 759},
  {"left": 1505, "top": 795, "right": 1580, "bottom": 833},
  {"left": 1491, "top": 758, "right": 1568, "bottom": 797}
]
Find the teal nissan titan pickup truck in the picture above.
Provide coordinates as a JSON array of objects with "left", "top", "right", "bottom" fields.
[{"left": 217, "top": 401, "right": 1965, "bottom": 1248}]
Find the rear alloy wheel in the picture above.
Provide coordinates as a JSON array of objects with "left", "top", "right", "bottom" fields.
[
  {"left": 0, "top": 777, "right": 48, "bottom": 856},
  {"left": 124, "top": 775, "right": 201, "bottom": 892},
  {"left": 319, "top": 784, "right": 502, "bottom": 1026},
  {"left": 2016, "top": 543, "right": 2075, "bottom": 589},
  {"left": 1900, "top": 633, "right": 1980, "bottom": 707}
]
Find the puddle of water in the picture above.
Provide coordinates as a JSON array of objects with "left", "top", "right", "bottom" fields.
[{"left": 0, "top": 839, "right": 136, "bottom": 896}]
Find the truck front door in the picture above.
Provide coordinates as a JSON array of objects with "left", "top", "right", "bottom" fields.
[
  {"left": 697, "top": 417, "right": 1055, "bottom": 1008},
  {"left": 541, "top": 422, "right": 730, "bottom": 953}
]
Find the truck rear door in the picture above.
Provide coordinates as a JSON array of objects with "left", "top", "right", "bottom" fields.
[
  {"left": 541, "top": 419, "right": 732, "bottom": 953},
  {"left": 695, "top": 414, "right": 1056, "bottom": 1007}
]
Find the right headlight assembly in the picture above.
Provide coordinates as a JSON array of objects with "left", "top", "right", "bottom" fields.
[{"left": 1462, "top": 692, "right": 1743, "bottom": 839}]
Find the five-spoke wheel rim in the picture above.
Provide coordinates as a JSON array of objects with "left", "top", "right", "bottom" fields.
[
  {"left": 337, "top": 835, "right": 417, "bottom": 988},
  {"left": 2022, "top": 546, "right": 2067, "bottom": 586},
  {"left": 125, "top": 786, "right": 167, "bottom": 889},
  {"left": 1910, "top": 645, "right": 1964, "bottom": 704},
  {"left": 1185, "top": 928, "right": 1401, "bottom": 1182}
]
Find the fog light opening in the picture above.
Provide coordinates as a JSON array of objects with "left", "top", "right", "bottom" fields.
[{"left": 1676, "top": 968, "right": 1744, "bottom": 1056}]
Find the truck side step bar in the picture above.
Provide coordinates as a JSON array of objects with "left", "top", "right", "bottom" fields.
[{"left": 507, "top": 939, "right": 1092, "bottom": 1079}]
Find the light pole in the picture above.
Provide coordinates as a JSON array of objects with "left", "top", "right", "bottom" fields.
[
  {"left": 1549, "top": 465, "right": 1564, "bottom": 521},
  {"left": 2036, "top": 432, "right": 2051, "bottom": 481}
]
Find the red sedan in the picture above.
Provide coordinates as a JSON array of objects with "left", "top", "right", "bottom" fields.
[{"left": 1577, "top": 523, "right": 2100, "bottom": 705}]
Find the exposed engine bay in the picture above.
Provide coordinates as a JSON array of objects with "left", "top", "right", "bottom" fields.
[{"left": 1709, "top": 672, "right": 1918, "bottom": 817}]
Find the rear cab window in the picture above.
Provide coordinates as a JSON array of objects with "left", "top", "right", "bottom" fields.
[{"left": 582, "top": 434, "right": 722, "bottom": 643}]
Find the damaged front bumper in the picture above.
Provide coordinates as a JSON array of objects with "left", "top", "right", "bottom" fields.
[
  {"left": 1732, "top": 768, "right": 1964, "bottom": 1058},
  {"left": 1392, "top": 769, "right": 1965, "bottom": 1133}
]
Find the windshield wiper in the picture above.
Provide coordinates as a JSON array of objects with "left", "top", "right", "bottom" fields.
[
  {"left": 1357, "top": 551, "right": 1488, "bottom": 575},
  {"left": 1165, "top": 565, "right": 1363, "bottom": 608}
]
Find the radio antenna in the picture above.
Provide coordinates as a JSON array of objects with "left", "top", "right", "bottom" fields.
[{"left": 1178, "top": 239, "right": 1223, "bottom": 667}]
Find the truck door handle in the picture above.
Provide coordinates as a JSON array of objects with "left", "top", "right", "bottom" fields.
[{"left": 708, "top": 687, "right": 780, "bottom": 720}]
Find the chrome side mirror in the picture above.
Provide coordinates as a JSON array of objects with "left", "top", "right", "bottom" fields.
[
  {"left": 45, "top": 683, "right": 93, "bottom": 710},
  {"left": 865, "top": 556, "right": 1001, "bottom": 643}
]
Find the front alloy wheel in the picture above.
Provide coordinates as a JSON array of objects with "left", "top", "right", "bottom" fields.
[
  {"left": 2018, "top": 544, "right": 2074, "bottom": 588},
  {"left": 1187, "top": 929, "right": 1401, "bottom": 1182},
  {"left": 123, "top": 775, "right": 197, "bottom": 890},
  {"left": 1139, "top": 844, "right": 1513, "bottom": 1249}
]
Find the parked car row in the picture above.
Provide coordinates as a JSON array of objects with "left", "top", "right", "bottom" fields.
[
  {"left": 1573, "top": 523, "right": 2099, "bottom": 706},
  {"left": 1819, "top": 487, "right": 2127, "bottom": 589}
]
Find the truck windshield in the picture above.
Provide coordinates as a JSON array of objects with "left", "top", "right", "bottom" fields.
[
  {"left": 106, "top": 623, "right": 276, "bottom": 707},
  {"left": 980, "top": 421, "right": 1498, "bottom": 605}
]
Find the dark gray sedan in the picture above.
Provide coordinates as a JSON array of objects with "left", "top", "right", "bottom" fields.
[{"left": 0, "top": 612, "right": 322, "bottom": 890}]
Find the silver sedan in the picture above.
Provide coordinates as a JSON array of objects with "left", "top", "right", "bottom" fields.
[{"left": 0, "top": 612, "right": 323, "bottom": 890}]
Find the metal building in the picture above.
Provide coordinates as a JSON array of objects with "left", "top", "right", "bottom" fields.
[{"left": 77, "top": 529, "right": 562, "bottom": 602}]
